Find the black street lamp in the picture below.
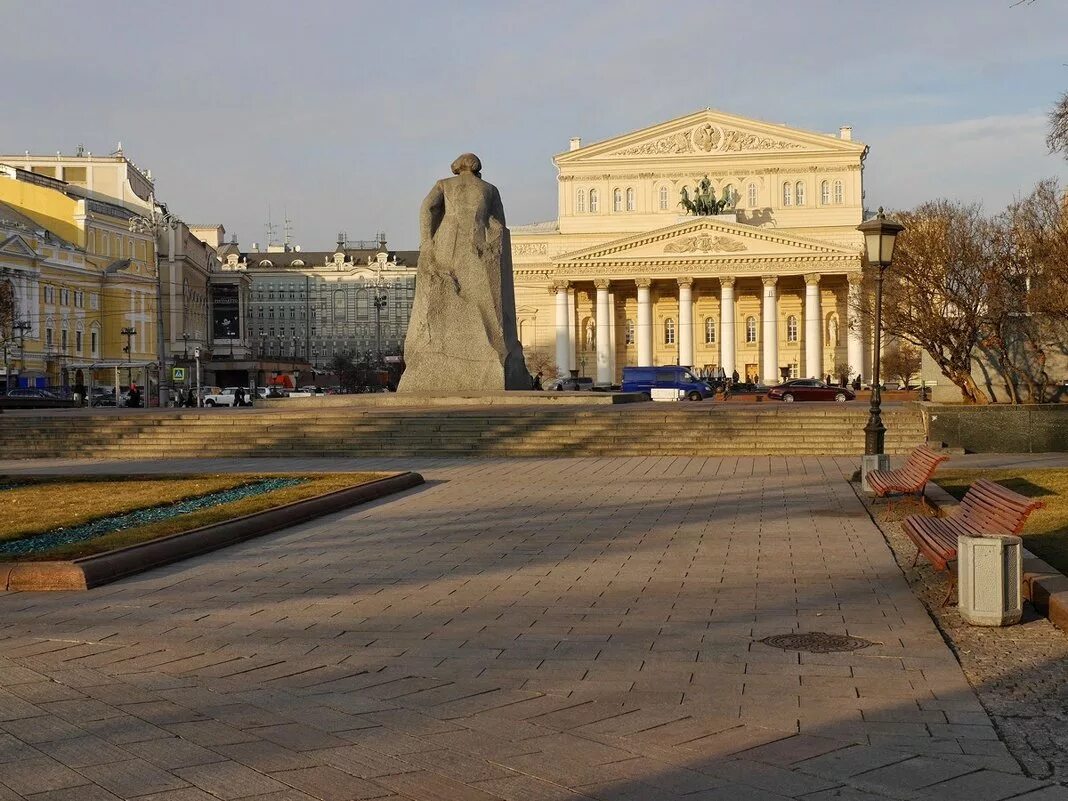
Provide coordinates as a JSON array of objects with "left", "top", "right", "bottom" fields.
[{"left": 856, "top": 207, "right": 905, "bottom": 457}]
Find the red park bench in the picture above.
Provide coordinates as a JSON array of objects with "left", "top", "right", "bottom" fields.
[
  {"left": 867, "top": 445, "right": 949, "bottom": 513},
  {"left": 901, "top": 478, "right": 1045, "bottom": 605}
]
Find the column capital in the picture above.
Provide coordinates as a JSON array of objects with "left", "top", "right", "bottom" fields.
[
  {"left": 676, "top": 276, "right": 694, "bottom": 288},
  {"left": 635, "top": 277, "right": 652, "bottom": 289},
  {"left": 804, "top": 272, "right": 822, "bottom": 286},
  {"left": 719, "top": 276, "right": 736, "bottom": 289},
  {"left": 593, "top": 278, "right": 611, "bottom": 290},
  {"left": 761, "top": 275, "right": 778, "bottom": 288},
  {"left": 549, "top": 280, "right": 570, "bottom": 294}
]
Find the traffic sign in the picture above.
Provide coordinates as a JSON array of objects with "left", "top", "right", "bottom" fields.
[{"left": 172, "top": 367, "right": 187, "bottom": 382}]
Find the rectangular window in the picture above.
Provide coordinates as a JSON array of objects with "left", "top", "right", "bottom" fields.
[
  {"left": 61, "top": 289, "right": 69, "bottom": 306},
  {"left": 91, "top": 331, "right": 97, "bottom": 354},
  {"left": 45, "top": 328, "right": 53, "bottom": 347},
  {"left": 76, "top": 331, "right": 82, "bottom": 352},
  {"left": 789, "top": 363, "right": 799, "bottom": 379}
]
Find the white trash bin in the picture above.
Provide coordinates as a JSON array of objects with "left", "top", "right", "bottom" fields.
[{"left": 957, "top": 534, "right": 1023, "bottom": 626}]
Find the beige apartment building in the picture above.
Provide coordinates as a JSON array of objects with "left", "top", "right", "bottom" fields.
[{"left": 511, "top": 109, "right": 870, "bottom": 386}]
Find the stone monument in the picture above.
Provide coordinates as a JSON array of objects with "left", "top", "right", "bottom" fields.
[{"left": 399, "top": 153, "right": 529, "bottom": 392}]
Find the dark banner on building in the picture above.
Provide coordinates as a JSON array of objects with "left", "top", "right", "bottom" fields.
[{"left": 212, "top": 285, "right": 240, "bottom": 339}]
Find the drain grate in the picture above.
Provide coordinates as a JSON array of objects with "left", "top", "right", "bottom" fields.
[{"left": 760, "top": 632, "right": 873, "bottom": 653}]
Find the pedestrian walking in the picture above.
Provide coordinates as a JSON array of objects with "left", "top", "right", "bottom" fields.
[{"left": 731, "top": 369, "right": 739, "bottom": 385}]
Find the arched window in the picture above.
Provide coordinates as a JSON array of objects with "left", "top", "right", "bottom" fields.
[
  {"left": 782, "top": 182, "right": 792, "bottom": 206},
  {"left": 787, "top": 315, "right": 798, "bottom": 342},
  {"left": 747, "top": 183, "right": 758, "bottom": 208},
  {"left": 833, "top": 180, "right": 844, "bottom": 204},
  {"left": 659, "top": 186, "right": 669, "bottom": 210},
  {"left": 704, "top": 317, "right": 716, "bottom": 344},
  {"left": 745, "top": 316, "right": 757, "bottom": 343},
  {"left": 613, "top": 188, "right": 623, "bottom": 212},
  {"left": 626, "top": 187, "right": 635, "bottom": 212},
  {"left": 820, "top": 180, "right": 830, "bottom": 205},
  {"left": 795, "top": 181, "right": 806, "bottom": 206},
  {"left": 828, "top": 314, "right": 840, "bottom": 346},
  {"left": 723, "top": 184, "right": 735, "bottom": 207},
  {"left": 589, "top": 189, "right": 599, "bottom": 213},
  {"left": 576, "top": 190, "right": 585, "bottom": 213},
  {"left": 664, "top": 318, "right": 675, "bottom": 345},
  {"left": 625, "top": 319, "right": 635, "bottom": 345}
]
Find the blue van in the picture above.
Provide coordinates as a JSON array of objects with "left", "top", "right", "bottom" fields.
[{"left": 621, "top": 366, "right": 715, "bottom": 401}]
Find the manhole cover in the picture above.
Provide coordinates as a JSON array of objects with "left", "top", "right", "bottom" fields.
[{"left": 760, "top": 632, "right": 873, "bottom": 653}]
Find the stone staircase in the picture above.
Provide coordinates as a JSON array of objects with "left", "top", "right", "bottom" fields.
[{"left": 0, "top": 403, "right": 927, "bottom": 459}]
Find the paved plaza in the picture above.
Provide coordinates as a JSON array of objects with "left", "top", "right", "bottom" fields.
[{"left": 0, "top": 456, "right": 1065, "bottom": 800}]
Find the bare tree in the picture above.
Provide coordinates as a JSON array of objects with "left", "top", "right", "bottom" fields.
[
  {"left": 1049, "top": 92, "right": 1068, "bottom": 159},
  {"left": 881, "top": 344, "right": 921, "bottom": 388},
  {"left": 983, "top": 179, "right": 1068, "bottom": 402},
  {"left": 854, "top": 201, "right": 998, "bottom": 403},
  {"left": 523, "top": 347, "right": 561, "bottom": 384}
]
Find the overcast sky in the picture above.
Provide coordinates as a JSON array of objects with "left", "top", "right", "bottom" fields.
[{"left": 2, "top": 0, "right": 1066, "bottom": 250}]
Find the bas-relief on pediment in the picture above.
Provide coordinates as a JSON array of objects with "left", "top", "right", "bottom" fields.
[
  {"left": 561, "top": 225, "right": 856, "bottom": 263},
  {"left": 606, "top": 122, "right": 809, "bottom": 158}
]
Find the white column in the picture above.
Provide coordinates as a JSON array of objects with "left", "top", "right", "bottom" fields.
[
  {"left": 607, "top": 291, "right": 617, "bottom": 381},
  {"left": 719, "top": 277, "right": 735, "bottom": 377},
  {"left": 678, "top": 277, "right": 694, "bottom": 367},
  {"left": 636, "top": 278, "right": 652, "bottom": 366},
  {"left": 847, "top": 273, "right": 864, "bottom": 381},
  {"left": 553, "top": 282, "right": 570, "bottom": 376},
  {"left": 594, "top": 279, "right": 611, "bottom": 386},
  {"left": 804, "top": 273, "right": 822, "bottom": 379},
  {"left": 761, "top": 275, "right": 779, "bottom": 384},
  {"left": 567, "top": 286, "right": 577, "bottom": 372}
]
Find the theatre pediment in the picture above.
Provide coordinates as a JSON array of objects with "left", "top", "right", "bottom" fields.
[
  {"left": 553, "top": 218, "right": 859, "bottom": 269},
  {"left": 556, "top": 109, "right": 866, "bottom": 164}
]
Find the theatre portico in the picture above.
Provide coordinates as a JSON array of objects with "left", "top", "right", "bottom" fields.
[{"left": 512, "top": 108, "right": 873, "bottom": 385}]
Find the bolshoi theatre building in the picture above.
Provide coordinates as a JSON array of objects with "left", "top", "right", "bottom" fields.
[{"left": 510, "top": 108, "right": 871, "bottom": 386}]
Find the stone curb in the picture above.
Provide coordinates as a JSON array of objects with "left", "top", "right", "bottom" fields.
[
  {"left": 927, "top": 480, "right": 1068, "bottom": 632},
  {"left": 1, "top": 471, "right": 425, "bottom": 592}
]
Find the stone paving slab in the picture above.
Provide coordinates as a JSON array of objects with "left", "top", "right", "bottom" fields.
[{"left": 0, "top": 456, "right": 1064, "bottom": 800}]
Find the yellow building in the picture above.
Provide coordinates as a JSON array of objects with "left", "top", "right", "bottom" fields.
[
  {"left": 511, "top": 109, "right": 870, "bottom": 386},
  {"left": 0, "top": 164, "right": 158, "bottom": 392}
]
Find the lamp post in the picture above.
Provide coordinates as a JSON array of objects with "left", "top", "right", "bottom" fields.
[
  {"left": 120, "top": 326, "right": 137, "bottom": 404},
  {"left": 856, "top": 207, "right": 905, "bottom": 486},
  {"left": 13, "top": 320, "right": 30, "bottom": 390},
  {"left": 129, "top": 194, "right": 179, "bottom": 408}
]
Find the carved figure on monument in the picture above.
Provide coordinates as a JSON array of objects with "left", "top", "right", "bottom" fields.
[{"left": 399, "top": 153, "right": 529, "bottom": 391}]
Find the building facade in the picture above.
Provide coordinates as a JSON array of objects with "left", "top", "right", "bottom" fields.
[
  {"left": 219, "top": 237, "right": 418, "bottom": 371},
  {"left": 0, "top": 165, "right": 159, "bottom": 391},
  {"left": 511, "top": 109, "right": 871, "bottom": 385}
]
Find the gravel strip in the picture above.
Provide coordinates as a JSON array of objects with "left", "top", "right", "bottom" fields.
[{"left": 856, "top": 486, "right": 1068, "bottom": 783}]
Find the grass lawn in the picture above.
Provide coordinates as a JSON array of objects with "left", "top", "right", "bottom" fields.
[
  {"left": 0, "top": 472, "right": 385, "bottom": 562},
  {"left": 934, "top": 468, "right": 1068, "bottom": 575}
]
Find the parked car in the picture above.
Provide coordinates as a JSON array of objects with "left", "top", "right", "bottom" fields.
[
  {"left": 7, "top": 388, "right": 60, "bottom": 400},
  {"left": 548, "top": 376, "right": 595, "bottom": 392},
  {"left": 621, "top": 366, "right": 715, "bottom": 401},
  {"left": 766, "top": 379, "right": 855, "bottom": 403},
  {"left": 200, "top": 386, "right": 237, "bottom": 407}
]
